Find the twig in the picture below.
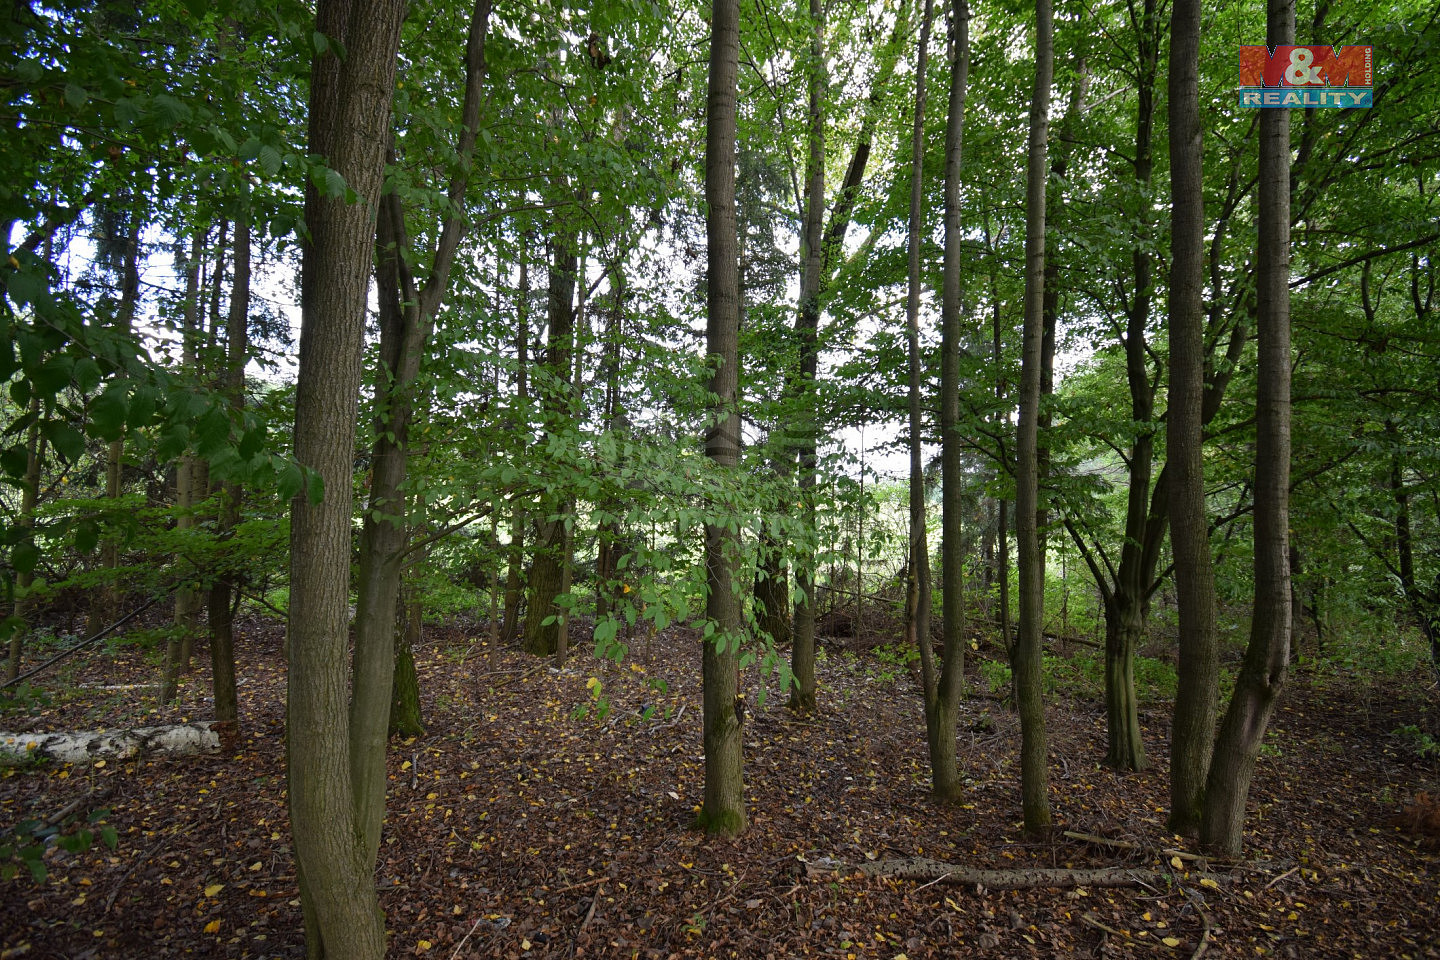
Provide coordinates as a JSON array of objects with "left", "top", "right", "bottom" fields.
[
  {"left": 449, "top": 915, "right": 485, "bottom": 959},
  {"left": 1063, "top": 831, "right": 1208, "bottom": 863},
  {"left": 1263, "top": 865, "right": 1301, "bottom": 890},
  {"left": 105, "top": 834, "right": 166, "bottom": 914},
  {"left": 553, "top": 875, "right": 609, "bottom": 894},
  {"left": 1184, "top": 886, "right": 1213, "bottom": 960},
  {"left": 1080, "top": 912, "right": 1175, "bottom": 953}
]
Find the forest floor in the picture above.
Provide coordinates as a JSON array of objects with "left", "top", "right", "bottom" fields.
[{"left": 2, "top": 607, "right": 1438, "bottom": 959}]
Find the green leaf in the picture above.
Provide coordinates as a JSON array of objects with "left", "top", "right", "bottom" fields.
[
  {"left": 1, "top": 446, "right": 28, "bottom": 478},
  {"left": 63, "top": 83, "right": 87, "bottom": 108},
  {"left": 312, "top": 29, "right": 329, "bottom": 54},
  {"left": 32, "top": 354, "right": 74, "bottom": 395},
  {"left": 276, "top": 461, "right": 303, "bottom": 501},
  {"left": 99, "top": 826, "right": 118, "bottom": 850},
  {"left": 89, "top": 385, "right": 129, "bottom": 441},
  {"left": 11, "top": 539, "right": 39, "bottom": 574},
  {"left": 259, "top": 144, "right": 282, "bottom": 177},
  {"left": 43, "top": 421, "right": 86, "bottom": 463},
  {"left": 74, "top": 518, "right": 100, "bottom": 554},
  {"left": 72, "top": 356, "right": 102, "bottom": 393}
]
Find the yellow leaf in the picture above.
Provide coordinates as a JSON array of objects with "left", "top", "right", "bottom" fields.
[
  {"left": 417, "top": 940, "right": 433, "bottom": 951},
  {"left": 401, "top": 760, "right": 412, "bottom": 771},
  {"left": 204, "top": 884, "right": 224, "bottom": 898},
  {"left": 204, "top": 920, "right": 221, "bottom": 934},
  {"left": 1163, "top": 937, "right": 1182, "bottom": 947},
  {"left": 1170, "top": 855, "right": 1184, "bottom": 870},
  {"left": 1200, "top": 877, "right": 1220, "bottom": 890}
]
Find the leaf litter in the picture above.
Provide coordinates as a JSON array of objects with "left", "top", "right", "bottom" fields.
[{"left": 1, "top": 612, "right": 1437, "bottom": 958}]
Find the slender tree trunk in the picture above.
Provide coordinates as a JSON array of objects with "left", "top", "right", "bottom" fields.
[
  {"left": 1165, "top": 0, "right": 1216, "bottom": 837},
  {"left": 208, "top": 203, "right": 250, "bottom": 726},
  {"left": 501, "top": 251, "right": 531, "bottom": 645},
  {"left": 165, "top": 231, "right": 207, "bottom": 704},
  {"left": 1014, "top": 0, "right": 1054, "bottom": 835},
  {"left": 905, "top": 0, "right": 937, "bottom": 795},
  {"left": 926, "top": 0, "right": 971, "bottom": 803},
  {"left": 1201, "top": 0, "right": 1293, "bottom": 858},
  {"left": 390, "top": 580, "right": 425, "bottom": 737},
  {"left": 286, "top": 0, "right": 406, "bottom": 954},
  {"left": 524, "top": 233, "right": 578, "bottom": 657},
  {"left": 6, "top": 398, "right": 44, "bottom": 682},
  {"left": 351, "top": 0, "right": 491, "bottom": 867},
  {"left": 88, "top": 221, "right": 141, "bottom": 641},
  {"left": 788, "top": 0, "right": 826, "bottom": 714},
  {"left": 697, "top": 0, "right": 745, "bottom": 838}
]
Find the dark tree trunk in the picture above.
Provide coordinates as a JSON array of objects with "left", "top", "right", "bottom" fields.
[
  {"left": 209, "top": 199, "right": 250, "bottom": 727},
  {"left": 389, "top": 586, "right": 425, "bottom": 738},
  {"left": 6, "top": 397, "right": 44, "bottom": 682},
  {"left": 1201, "top": 0, "right": 1293, "bottom": 859},
  {"left": 1014, "top": 0, "right": 1054, "bottom": 835},
  {"left": 696, "top": 0, "right": 745, "bottom": 838},
  {"left": 501, "top": 250, "right": 531, "bottom": 645},
  {"left": 523, "top": 233, "right": 578, "bottom": 658}
]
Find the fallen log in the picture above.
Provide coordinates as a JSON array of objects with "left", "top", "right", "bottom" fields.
[
  {"left": 805, "top": 856, "right": 1164, "bottom": 890},
  {"left": 1, "top": 721, "right": 221, "bottom": 765}
]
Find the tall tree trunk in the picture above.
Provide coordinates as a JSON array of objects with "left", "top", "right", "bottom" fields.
[
  {"left": 1014, "top": 0, "right": 1054, "bottom": 835},
  {"left": 88, "top": 220, "right": 141, "bottom": 640},
  {"left": 286, "top": 0, "right": 406, "bottom": 954},
  {"left": 164, "top": 231, "right": 207, "bottom": 704},
  {"left": 1166, "top": 0, "right": 1219, "bottom": 837},
  {"left": 929, "top": 0, "right": 971, "bottom": 803},
  {"left": 208, "top": 200, "right": 250, "bottom": 727},
  {"left": 697, "top": 0, "right": 745, "bottom": 838},
  {"left": 1201, "top": 0, "right": 1293, "bottom": 858},
  {"left": 905, "top": 0, "right": 935, "bottom": 761},
  {"left": 351, "top": 0, "right": 491, "bottom": 867},
  {"left": 789, "top": 0, "right": 826, "bottom": 715},
  {"left": 523, "top": 233, "right": 578, "bottom": 657},
  {"left": 6, "top": 398, "right": 44, "bottom": 682},
  {"left": 501, "top": 250, "right": 531, "bottom": 645}
]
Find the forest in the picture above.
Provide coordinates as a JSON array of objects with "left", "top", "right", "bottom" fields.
[{"left": 2, "top": 0, "right": 1438, "bottom": 955}]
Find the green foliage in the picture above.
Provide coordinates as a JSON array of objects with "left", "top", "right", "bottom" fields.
[
  {"left": 0, "top": 806, "right": 118, "bottom": 883},
  {"left": 1392, "top": 725, "right": 1440, "bottom": 762}
]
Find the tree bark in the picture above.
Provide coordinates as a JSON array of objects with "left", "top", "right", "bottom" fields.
[
  {"left": 88, "top": 220, "right": 141, "bottom": 641},
  {"left": 523, "top": 233, "right": 578, "bottom": 658},
  {"left": 930, "top": 0, "right": 970, "bottom": 803},
  {"left": 208, "top": 199, "right": 250, "bottom": 727},
  {"left": 1165, "top": 0, "right": 1219, "bottom": 837},
  {"left": 165, "top": 230, "right": 207, "bottom": 704},
  {"left": 697, "top": 0, "right": 745, "bottom": 838},
  {"left": 789, "top": 0, "right": 825, "bottom": 715},
  {"left": 287, "top": 0, "right": 406, "bottom": 955},
  {"left": 6, "top": 397, "right": 44, "bottom": 683},
  {"left": 501, "top": 249, "right": 531, "bottom": 645},
  {"left": 905, "top": 0, "right": 935, "bottom": 784},
  {"left": 1014, "top": 0, "right": 1054, "bottom": 834},
  {"left": 351, "top": 0, "right": 490, "bottom": 867},
  {"left": 1201, "top": 0, "right": 1293, "bottom": 858}
]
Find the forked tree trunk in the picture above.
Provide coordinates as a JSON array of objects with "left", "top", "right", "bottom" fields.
[
  {"left": 696, "top": 0, "right": 745, "bottom": 838},
  {"left": 287, "top": 0, "right": 406, "bottom": 955},
  {"left": 351, "top": 0, "right": 491, "bottom": 869},
  {"left": 1201, "top": 0, "right": 1293, "bottom": 858},
  {"left": 1014, "top": 0, "right": 1054, "bottom": 835},
  {"left": 1166, "top": 0, "right": 1219, "bottom": 837}
]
